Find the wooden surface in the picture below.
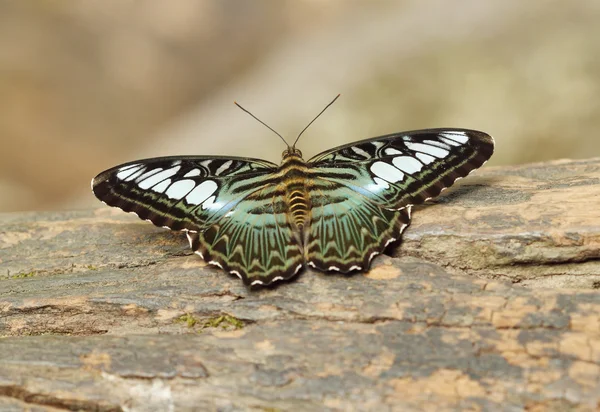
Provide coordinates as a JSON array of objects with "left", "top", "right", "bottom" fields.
[{"left": 0, "top": 158, "right": 599, "bottom": 411}]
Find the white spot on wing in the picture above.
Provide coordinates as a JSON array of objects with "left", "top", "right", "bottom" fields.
[
  {"left": 186, "top": 232, "right": 193, "bottom": 248},
  {"left": 136, "top": 168, "right": 163, "bottom": 182},
  {"left": 272, "top": 276, "right": 284, "bottom": 282},
  {"left": 194, "top": 250, "right": 204, "bottom": 259},
  {"left": 124, "top": 166, "right": 146, "bottom": 182},
  {"left": 118, "top": 163, "right": 140, "bottom": 172},
  {"left": 186, "top": 180, "right": 218, "bottom": 205},
  {"left": 328, "top": 266, "right": 340, "bottom": 271},
  {"left": 349, "top": 265, "right": 361, "bottom": 271},
  {"left": 384, "top": 237, "right": 396, "bottom": 247},
  {"left": 184, "top": 168, "right": 201, "bottom": 177},
  {"left": 416, "top": 152, "right": 436, "bottom": 165},
  {"left": 307, "top": 261, "right": 316, "bottom": 268},
  {"left": 439, "top": 136, "right": 461, "bottom": 147},
  {"left": 294, "top": 263, "right": 303, "bottom": 275},
  {"left": 165, "top": 179, "right": 196, "bottom": 200},
  {"left": 368, "top": 251, "right": 379, "bottom": 263},
  {"left": 424, "top": 139, "right": 451, "bottom": 150},
  {"left": 230, "top": 270, "right": 242, "bottom": 279},
  {"left": 208, "top": 260, "right": 223, "bottom": 269},
  {"left": 406, "top": 142, "right": 449, "bottom": 158},
  {"left": 152, "top": 179, "right": 171, "bottom": 194},
  {"left": 215, "top": 160, "right": 233, "bottom": 176},
  {"left": 373, "top": 177, "right": 390, "bottom": 189},
  {"left": 371, "top": 161, "right": 404, "bottom": 183},
  {"left": 251, "top": 279, "right": 263, "bottom": 286},
  {"left": 116, "top": 164, "right": 142, "bottom": 180},
  {"left": 385, "top": 148, "right": 403, "bottom": 156},
  {"left": 366, "top": 176, "right": 390, "bottom": 193},
  {"left": 392, "top": 156, "right": 423, "bottom": 174},
  {"left": 201, "top": 195, "right": 217, "bottom": 210},
  {"left": 138, "top": 166, "right": 181, "bottom": 189},
  {"left": 440, "top": 131, "right": 468, "bottom": 144},
  {"left": 351, "top": 146, "right": 370, "bottom": 158}
]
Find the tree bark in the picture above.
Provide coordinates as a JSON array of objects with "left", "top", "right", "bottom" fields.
[{"left": 1, "top": 158, "right": 599, "bottom": 411}]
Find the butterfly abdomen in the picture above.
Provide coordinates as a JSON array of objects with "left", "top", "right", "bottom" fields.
[
  {"left": 279, "top": 153, "right": 311, "bottom": 232},
  {"left": 286, "top": 182, "right": 309, "bottom": 229}
]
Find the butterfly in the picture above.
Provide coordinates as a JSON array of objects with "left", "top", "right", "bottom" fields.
[{"left": 92, "top": 95, "right": 494, "bottom": 286}]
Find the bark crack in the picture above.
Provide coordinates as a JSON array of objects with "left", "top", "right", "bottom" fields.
[{"left": 0, "top": 385, "right": 123, "bottom": 412}]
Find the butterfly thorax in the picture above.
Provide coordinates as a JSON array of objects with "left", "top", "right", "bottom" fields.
[{"left": 279, "top": 151, "right": 310, "bottom": 234}]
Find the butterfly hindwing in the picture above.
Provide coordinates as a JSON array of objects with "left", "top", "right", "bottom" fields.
[
  {"left": 308, "top": 128, "right": 494, "bottom": 209},
  {"left": 186, "top": 182, "right": 304, "bottom": 286},
  {"left": 305, "top": 175, "right": 412, "bottom": 272}
]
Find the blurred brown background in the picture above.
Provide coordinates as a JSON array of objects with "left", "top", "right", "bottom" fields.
[{"left": 0, "top": 0, "right": 598, "bottom": 212}]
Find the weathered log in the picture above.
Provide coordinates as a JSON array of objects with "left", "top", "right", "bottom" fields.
[{"left": 0, "top": 158, "right": 599, "bottom": 411}]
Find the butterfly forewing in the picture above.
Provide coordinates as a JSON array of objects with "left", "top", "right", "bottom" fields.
[
  {"left": 308, "top": 129, "right": 494, "bottom": 209},
  {"left": 92, "top": 156, "right": 278, "bottom": 232}
]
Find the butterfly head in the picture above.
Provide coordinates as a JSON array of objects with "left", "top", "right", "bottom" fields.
[{"left": 282, "top": 147, "right": 303, "bottom": 159}]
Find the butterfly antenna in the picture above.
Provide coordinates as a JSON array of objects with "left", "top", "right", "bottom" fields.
[
  {"left": 234, "top": 101, "right": 290, "bottom": 148},
  {"left": 292, "top": 94, "right": 341, "bottom": 148}
]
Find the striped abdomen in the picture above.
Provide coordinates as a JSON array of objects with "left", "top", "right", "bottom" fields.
[
  {"left": 279, "top": 153, "right": 310, "bottom": 232},
  {"left": 286, "top": 180, "right": 309, "bottom": 230}
]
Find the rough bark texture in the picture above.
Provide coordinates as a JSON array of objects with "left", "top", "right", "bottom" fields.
[{"left": 0, "top": 158, "right": 599, "bottom": 411}]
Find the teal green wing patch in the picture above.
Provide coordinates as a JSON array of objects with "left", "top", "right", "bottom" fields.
[
  {"left": 305, "top": 177, "right": 411, "bottom": 273},
  {"left": 187, "top": 184, "right": 304, "bottom": 286}
]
